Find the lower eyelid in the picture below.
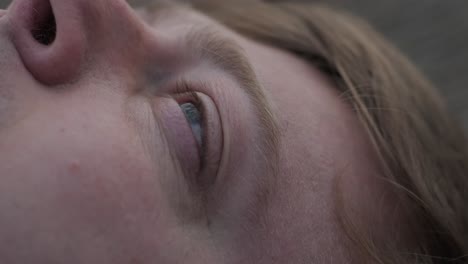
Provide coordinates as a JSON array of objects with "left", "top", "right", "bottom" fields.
[
  {"left": 157, "top": 98, "right": 201, "bottom": 177},
  {"left": 154, "top": 87, "right": 223, "bottom": 190}
]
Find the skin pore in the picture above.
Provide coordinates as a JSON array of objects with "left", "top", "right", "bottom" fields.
[{"left": 0, "top": 0, "right": 409, "bottom": 263}]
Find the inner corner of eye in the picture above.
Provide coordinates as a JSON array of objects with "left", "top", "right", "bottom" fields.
[{"left": 173, "top": 93, "right": 194, "bottom": 105}]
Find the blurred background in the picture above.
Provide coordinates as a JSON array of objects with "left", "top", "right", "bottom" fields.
[{"left": 1, "top": 0, "right": 467, "bottom": 128}]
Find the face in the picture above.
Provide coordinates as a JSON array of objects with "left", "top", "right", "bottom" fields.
[{"left": 0, "top": 0, "right": 404, "bottom": 263}]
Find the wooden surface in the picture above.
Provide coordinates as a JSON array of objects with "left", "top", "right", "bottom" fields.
[{"left": 1, "top": 0, "right": 467, "bottom": 127}]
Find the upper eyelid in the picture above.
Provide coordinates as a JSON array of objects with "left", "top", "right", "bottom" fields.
[{"left": 183, "top": 28, "right": 281, "bottom": 164}]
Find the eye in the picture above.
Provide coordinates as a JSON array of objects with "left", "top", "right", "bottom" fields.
[
  {"left": 174, "top": 90, "right": 207, "bottom": 168},
  {"left": 180, "top": 102, "right": 203, "bottom": 147},
  {"left": 166, "top": 81, "right": 223, "bottom": 189}
]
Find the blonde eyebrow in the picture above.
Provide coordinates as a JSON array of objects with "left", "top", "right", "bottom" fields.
[{"left": 185, "top": 28, "right": 280, "bottom": 172}]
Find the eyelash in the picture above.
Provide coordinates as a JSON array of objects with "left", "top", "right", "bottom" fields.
[
  {"left": 173, "top": 80, "right": 208, "bottom": 170},
  {"left": 174, "top": 80, "right": 202, "bottom": 109}
]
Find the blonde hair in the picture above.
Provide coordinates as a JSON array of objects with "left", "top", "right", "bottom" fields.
[{"left": 192, "top": 1, "right": 468, "bottom": 263}]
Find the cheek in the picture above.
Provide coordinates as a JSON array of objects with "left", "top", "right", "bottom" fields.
[
  {"left": 0, "top": 108, "right": 183, "bottom": 260},
  {"left": 0, "top": 98, "right": 231, "bottom": 263},
  {"left": 54, "top": 142, "right": 161, "bottom": 230},
  {"left": 44, "top": 120, "right": 172, "bottom": 232}
]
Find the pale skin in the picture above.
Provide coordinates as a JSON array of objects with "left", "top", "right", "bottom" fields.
[{"left": 0, "top": 0, "right": 407, "bottom": 263}]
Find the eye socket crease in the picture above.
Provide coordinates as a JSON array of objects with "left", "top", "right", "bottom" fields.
[
  {"left": 143, "top": 3, "right": 281, "bottom": 214},
  {"left": 139, "top": 4, "right": 280, "bottom": 171},
  {"left": 182, "top": 27, "right": 281, "bottom": 171}
]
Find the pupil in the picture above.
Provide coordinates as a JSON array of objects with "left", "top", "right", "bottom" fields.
[{"left": 181, "top": 103, "right": 201, "bottom": 125}]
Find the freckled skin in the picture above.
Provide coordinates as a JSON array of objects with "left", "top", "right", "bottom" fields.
[
  {"left": 0, "top": 0, "right": 405, "bottom": 263},
  {"left": 68, "top": 161, "right": 81, "bottom": 174}
]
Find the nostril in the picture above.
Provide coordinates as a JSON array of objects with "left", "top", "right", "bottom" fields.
[
  {"left": 30, "top": 0, "right": 56, "bottom": 45},
  {"left": 9, "top": 0, "right": 87, "bottom": 85}
]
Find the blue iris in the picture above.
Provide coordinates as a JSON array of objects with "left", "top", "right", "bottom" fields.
[{"left": 180, "top": 102, "right": 202, "bottom": 146}]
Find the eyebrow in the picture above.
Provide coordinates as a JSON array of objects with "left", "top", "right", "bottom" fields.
[{"left": 185, "top": 27, "right": 280, "bottom": 172}]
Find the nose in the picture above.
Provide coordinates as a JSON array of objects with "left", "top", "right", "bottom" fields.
[{"left": 7, "top": 0, "right": 145, "bottom": 86}]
